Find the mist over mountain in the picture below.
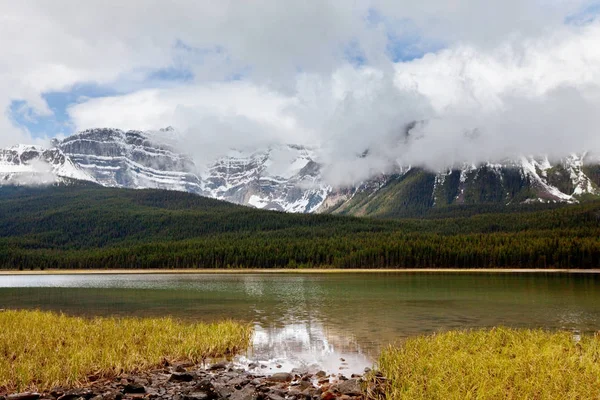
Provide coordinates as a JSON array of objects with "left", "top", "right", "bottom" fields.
[
  {"left": 2, "top": 3, "right": 600, "bottom": 188},
  {"left": 2, "top": 127, "right": 599, "bottom": 217}
]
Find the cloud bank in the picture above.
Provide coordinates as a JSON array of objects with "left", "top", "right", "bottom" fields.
[{"left": 2, "top": 1, "right": 600, "bottom": 185}]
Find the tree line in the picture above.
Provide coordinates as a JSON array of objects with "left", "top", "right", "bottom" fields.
[{"left": 1, "top": 186, "right": 599, "bottom": 270}]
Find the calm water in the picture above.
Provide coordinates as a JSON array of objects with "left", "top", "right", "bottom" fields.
[{"left": 1, "top": 272, "right": 600, "bottom": 373}]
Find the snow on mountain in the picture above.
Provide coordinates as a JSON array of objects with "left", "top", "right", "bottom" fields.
[
  {"left": 1, "top": 127, "right": 599, "bottom": 214},
  {"left": 0, "top": 144, "right": 95, "bottom": 186},
  {"left": 55, "top": 128, "right": 203, "bottom": 194},
  {"left": 202, "top": 145, "right": 329, "bottom": 213}
]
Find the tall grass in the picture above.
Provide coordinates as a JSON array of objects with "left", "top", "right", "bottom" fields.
[
  {"left": 0, "top": 310, "right": 252, "bottom": 393},
  {"left": 373, "top": 328, "right": 600, "bottom": 400}
]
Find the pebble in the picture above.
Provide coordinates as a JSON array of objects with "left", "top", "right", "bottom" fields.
[
  {"left": 1, "top": 363, "right": 369, "bottom": 400},
  {"left": 266, "top": 373, "right": 293, "bottom": 383},
  {"left": 7, "top": 394, "right": 40, "bottom": 400}
]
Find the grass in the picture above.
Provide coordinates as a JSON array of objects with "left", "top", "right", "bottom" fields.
[
  {"left": 371, "top": 328, "right": 600, "bottom": 400},
  {"left": 0, "top": 310, "right": 253, "bottom": 393}
]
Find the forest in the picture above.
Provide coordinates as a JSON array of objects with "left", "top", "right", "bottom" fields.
[{"left": 0, "top": 185, "right": 599, "bottom": 270}]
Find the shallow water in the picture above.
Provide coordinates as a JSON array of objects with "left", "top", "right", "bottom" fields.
[{"left": 1, "top": 272, "right": 600, "bottom": 373}]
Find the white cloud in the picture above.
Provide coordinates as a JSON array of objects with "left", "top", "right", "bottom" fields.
[{"left": 1, "top": 1, "right": 600, "bottom": 186}]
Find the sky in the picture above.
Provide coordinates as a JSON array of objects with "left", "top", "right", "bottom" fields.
[{"left": 2, "top": 1, "right": 600, "bottom": 183}]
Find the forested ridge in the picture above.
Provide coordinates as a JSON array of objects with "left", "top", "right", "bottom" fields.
[{"left": 0, "top": 185, "right": 599, "bottom": 269}]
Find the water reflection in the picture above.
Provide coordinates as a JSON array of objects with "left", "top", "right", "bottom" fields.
[
  {"left": 1, "top": 272, "right": 600, "bottom": 372},
  {"left": 247, "top": 322, "right": 370, "bottom": 374}
]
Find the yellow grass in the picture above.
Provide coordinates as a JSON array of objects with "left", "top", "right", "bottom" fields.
[
  {"left": 372, "top": 328, "right": 600, "bottom": 400},
  {"left": 0, "top": 310, "right": 252, "bottom": 393}
]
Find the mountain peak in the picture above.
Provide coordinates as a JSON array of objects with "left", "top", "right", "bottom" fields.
[{"left": 1, "top": 127, "right": 600, "bottom": 216}]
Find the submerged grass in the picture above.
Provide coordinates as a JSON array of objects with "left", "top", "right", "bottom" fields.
[
  {"left": 372, "top": 328, "right": 600, "bottom": 400},
  {"left": 0, "top": 310, "right": 252, "bottom": 393}
]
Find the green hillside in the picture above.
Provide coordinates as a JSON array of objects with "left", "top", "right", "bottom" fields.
[
  {"left": 327, "top": 166, "right": 600, "bottom": 218},
  {"left": 1, "top": 185, "right": 599, "bottom": 269}
]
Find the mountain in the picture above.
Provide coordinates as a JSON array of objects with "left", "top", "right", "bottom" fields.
[
  {"left": 0, "top": 144, "right": 95, "bottom": 185},
  {"left": 1, "top": 128, "right": 600, "bottom": 217},
  {"left": 325, "top": 155, "right": 600, "bottom": 217}
]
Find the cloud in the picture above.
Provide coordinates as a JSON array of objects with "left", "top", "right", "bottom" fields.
[{"left": 2, "top": 1, "right": 600, "bottom": 186}]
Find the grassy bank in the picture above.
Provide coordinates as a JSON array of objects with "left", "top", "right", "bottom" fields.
[
  {"left": 0, "top": 310, "right": 252, "bottom": 393},
  {"left": 371, "top": 328, "right": 600, "bottom": 399}
]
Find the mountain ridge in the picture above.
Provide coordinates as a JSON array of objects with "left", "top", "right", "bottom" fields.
[{"left": 1, "top": 127, "right": 599, "bottom": 217}]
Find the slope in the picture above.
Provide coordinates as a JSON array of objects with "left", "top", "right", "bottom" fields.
[{"left": 1, "top": 186, "right": 600, "bottom": 270}]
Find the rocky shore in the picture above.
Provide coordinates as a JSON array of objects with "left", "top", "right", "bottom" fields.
[{"left": 1, "top": 361, "right": 374, "bottom": 400}]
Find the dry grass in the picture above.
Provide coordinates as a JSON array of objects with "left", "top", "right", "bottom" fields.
[
  {"left": 0, "top": 310, "right": 252, "bottom": 393},
  {"left": 371, "top": 328, "right": 600, "bottom": 400}
]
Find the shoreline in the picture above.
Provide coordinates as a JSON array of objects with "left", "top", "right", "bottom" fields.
[
  {"left": 1, "top": 268, "right": 600, "bottom": 275},
  {"left": 1, "top": 360, "right": 367, "bottom": 400}
]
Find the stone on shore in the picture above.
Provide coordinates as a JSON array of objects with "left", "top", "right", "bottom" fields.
[
  {"left": 7, "top": 394, "right": 40, "bottom": 400},
  {"left": 335, "top": 379, "right": 362, "bottom": 396},
  {"left": 1, "top": 363, "right": 368, "bottom": 400},
  {"left": 266, "top": 373, "right": 293, "bottom": 383}
]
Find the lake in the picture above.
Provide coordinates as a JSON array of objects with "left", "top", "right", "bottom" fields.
[{"left": 1, "top": 272, "right": 600, "bottom": 373}]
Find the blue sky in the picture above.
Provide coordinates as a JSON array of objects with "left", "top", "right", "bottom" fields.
[
  {"left": 9, "top": 66, "right": 195, "bottom": 139},
  {"left": 9, "top": 84, "right": 119, "bottom": 138}
]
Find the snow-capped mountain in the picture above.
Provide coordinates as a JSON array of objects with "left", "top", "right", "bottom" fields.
[
  {"left": 202, "top": 145, "right": 329, "bottom": 213},
  {"left": 55, "top": 128, "right": 203, "bottom": 194},
  {"left": 0, "top": 144, "right": 95, "bottom": 185},
  {"left": 1, "top": 127, "right": 599, "bottom": 216}
]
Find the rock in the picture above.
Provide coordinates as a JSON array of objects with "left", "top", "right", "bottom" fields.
[
  {"left": 193, "top": 378, "right": 219, "bottom": 399},
  {"left": 298, "top": 381, "right": 313, "bottom": 391},
  {"left": 320, "top": 391, "right": 336, "bottom": 400},
  {"left": 266, "top": 373, "right": 293, "bottom": 383},
  {"left": 96, "top": 392, "right": 122, "bottom": 400},
  {"left": 267, "top": 394, "right": 285, "bottom": 400},
  {"left": 363, "top": 367, "right": 372, "bottom": 373},
  {"left": 317, "top": 378, "right": 329, "bottom": 385},
  {"left": 169, "top": 372, "right": 195, "bottom": 382},
  {"left": 122, "top": 384, "right": 145, "bottom": 394},
  {"left": 230, "top": 386, "right": 257, "bottom": 400},
  {"left": 57, "top": 390, "right": 94, "bottom": 400},
  {"left": 301, "top": 388, "right": 318, "bottom": 398},
  {"left": 315, "top": 371, "right": 327, "bottom": 378},
  {"left": 228, "top": 377, "right": 250, "bottom": 390},
  {"left": 212, "top": 383, "right": 234, "bottom": 399},
  {"left": 250, "top": 378, "right": 263, "bottom": 386},
  {"left": 209, "top": 361, "right": 228, "bottom": 371},
  {"left": 174, "top": 365, "right": 187, "bottom": 373},
  {"left": 182, "top": 394, "right": 209, "bottom": 400},
  {"left": 335, "top": 379, "right": 361, "bottom": 396},
  {"left": 7, "top": 395, "right": 40, "bottom": 400}
]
